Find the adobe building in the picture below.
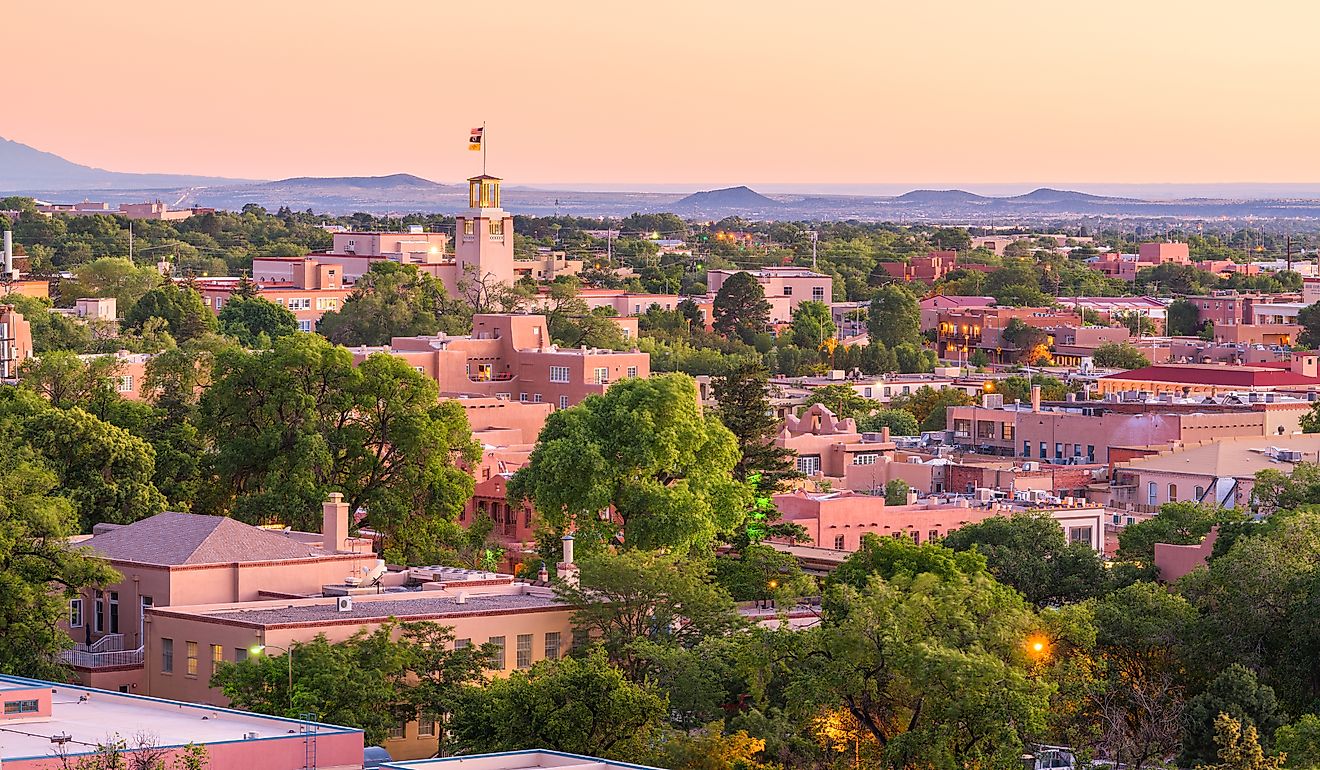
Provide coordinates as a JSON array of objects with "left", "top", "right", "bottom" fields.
[
  {"left": 196, "top": 261, "right": 353, "bottom": 333},
  {"left": 0, "top": 675, "right": 363, "bottom": 770},
  {"left": 1095, "top": 353, "right": 1320, "bottom": 397},
  {"left": 0, "top": 304, "right": 33, "bottom": 379},
  {"left": 350, "top": 314, "right": 649, "bottom": 410},
  {"left": 60, "top": 498, "right": 379, "bottom": 693},
  {"left": 935, "top": 306, "right": 1082, "bottom": 363},
  {"left": 772, "top": 490, "right": 1105, "bottom": 552},
  {"left": 706, "top": 267, "right": 833, "bottom": 310}
]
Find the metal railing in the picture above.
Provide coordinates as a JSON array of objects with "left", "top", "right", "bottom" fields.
[
  {"left": 58, "top": 646, "right": 144, "bottom": 669},
  {"left": 86, "top": 634, "right": 127, "bottom": 653}
]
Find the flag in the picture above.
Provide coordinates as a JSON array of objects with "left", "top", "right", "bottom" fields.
[{"left": 468, "top": 127, "right": 483, "bottom": 151}]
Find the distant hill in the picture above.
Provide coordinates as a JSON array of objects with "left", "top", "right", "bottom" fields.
[
  {"left": 1006, "top": 187, "right": 1139, "bottom": 204},
  {"left": 0, "top": 136, "right": 254, "bottom": 191},
  {"left": 261, "top": 173, "right": 448, "bottom": 190},
  {"left": 673, "top": 185, "right": 781, "bottom": 211},
  {"left": 893, "top": 189, "right": 991, "bottom": 204}
]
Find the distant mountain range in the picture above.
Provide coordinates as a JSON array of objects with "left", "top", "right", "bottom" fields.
[
  {"left": 10, "top": 137, "right": 1320, "bottom": 222},
  {"left": 0, "top": 137, "right": 254, "bottom": 190}
]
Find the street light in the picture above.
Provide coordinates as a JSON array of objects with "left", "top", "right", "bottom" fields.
[{"left": 249, "top": 643, "right": 294, "bottom": 707}]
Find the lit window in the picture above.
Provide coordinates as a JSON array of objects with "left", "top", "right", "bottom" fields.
[
  {"left": 464, "top": 221, "right": 475, "bottom": 236},
  {"left": 186, "top": 641, "right": 198, "bottom": 676},
  {"left": 211, "top": 644, "right": 223, "bottom": 671}
]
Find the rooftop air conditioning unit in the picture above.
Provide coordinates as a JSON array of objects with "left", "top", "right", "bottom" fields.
[
  {"left": 1022, "top": 462, "right": 1040, "bottom": 471},
  {"left": 336, "top": 596, "right": 353, "bottom": 613}
]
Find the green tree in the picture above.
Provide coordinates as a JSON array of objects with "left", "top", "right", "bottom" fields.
[
  {"left": 0, "top": 447, "right": 119, "bottom": 679},
  {"left": 554, "top": 550, "right": 745, "bottom": 680},
  {"left": 1117, "top": 502, "right": 1223, "bottom": 563},
  {"left": 712, "top": 272, "right": 771, "bottom": 344},
  {"left": 866, "top": 285, "right": 921, "bottom": 348},
  {"left": 1167, "top": 298, "right": 1204, "bottom": 337},
  {"left": 856, "top": 407, "right": 919, "bottom": 436},
  {"left": 1093, "top": 342, "right": 1151, "bottom": 369},
  {"left": 942, "top": 513, "right": 1109, "bottom": 606},
  {"left": 1275, "top": 714, "right": 1320, "bottom": 769},
  {"left": 890, "top": 385, "right": 976, "bottom": 432},
  {"left": 799, "top": 384, "right": 877, "bottom": 422},
  {"left": 449, "top": 649, "right": 668, "bottom": 760},
  {"left": 62, "top": 257, "right": 161, "bottom": 309},
  {"left": 993, "top": 374, "right": 1072, "bottom": 405},
  {"left": 828, "top": 531, "right": 987, "bottom": 593},
  {"left": 789, "top": 301, "right": 836, "bottom": 349},
  {"left": 1296, "top": 304, "right": 1320, "bottom": 351},
  {"left": 711, "top": 361, "right": 799, "bottom": 491},
  {"left": 508, "top": 374, "right": 750, "bottom": 555},
  {"left": 212, "top": 625, "right": 415, "bottom": 745},
  {"left": 124, "top": 283, "right": 217, "bottom": 342},
  {"left": 1182, "top": 665, "right": 1286, "bottom": 766},
  {"left": 317, "top": 262, "right": 450, "bottom": 346},
  {"left": 2, "top": 294, "right": 93, "bottom": 353},
  {"left": 714, "top": 543, "right": 815, "bottom": 604},
  {"left": 18, "top": 350, "right": 122, "bottom": 410},
  {"left": 772, "top": 553, "right": 1049, "bottom": 768},
  {"left": 883, "top": 478, "right": 910, "bottom": 506},
  {"left": 217, "top": 295, "right": 298, "bottom": 347},
  {"left": 198, "top": 335, "right": 479, "bottom": 561},
  {"left": 1201, "top": 714, "right": 1287, "bottom": 770}
]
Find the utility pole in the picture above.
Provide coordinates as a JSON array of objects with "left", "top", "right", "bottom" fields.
[{"left": 809, "top": 229, "right": 818, "bottom": 269}]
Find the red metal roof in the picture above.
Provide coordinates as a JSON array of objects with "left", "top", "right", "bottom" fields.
[{"left": 1102, "top": 364, "right": 1320, "bottom": 387}]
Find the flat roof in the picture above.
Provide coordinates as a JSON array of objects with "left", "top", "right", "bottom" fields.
[
  {"left": 383, "top": 749, "right": 661, "bottom": 770},
  {"left": 166, "top": 590, "right": 562, "bottom": 628},
  {"left": 0, "top": 675, "right": 357, "bottom": 762}
]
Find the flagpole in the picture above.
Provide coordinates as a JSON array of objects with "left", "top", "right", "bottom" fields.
[{"left": 482, "top": 121, "right": 487, "bottom": 177}]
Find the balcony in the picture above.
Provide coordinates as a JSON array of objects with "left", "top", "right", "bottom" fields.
[{"left": 59, "top": 634, "right": 144, "bottom": 669}]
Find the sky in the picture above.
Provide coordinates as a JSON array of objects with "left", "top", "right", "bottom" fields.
[{"left": 8, "top": 0, "right": 1320, "bottom": 189}]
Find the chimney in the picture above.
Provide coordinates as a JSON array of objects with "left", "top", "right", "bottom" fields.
[
  {"left": 1030, "top": 385, "right": 1042, "bottom": 413},
  {"left": 2, "top": 230, "right": 13, "bottom": 279},
  {"left": 557, "top": 534, "right": 580, "bottom": 588},
  {"left": 322, "top": 492, "right": 349, "bottom": 552},
  {"left": 881, "top": 426, "right": 890, "bottom": 443},
  {"left": 906, "top": 489, "right": 919, "bottom": 505}
]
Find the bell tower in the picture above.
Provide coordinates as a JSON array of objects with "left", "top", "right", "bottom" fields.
[{"left": 452, "top": 175, "right": 515, "bottom": 293}]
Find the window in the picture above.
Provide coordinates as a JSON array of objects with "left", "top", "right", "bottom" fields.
[
  {"left": 1168, "top": 484, "right": 1178, "bottom": 502},
  {"left": 910, "top": 530, "right": 920, "bottom": 543},
  {"left": 214, "top": 297, "right": 224, "bottom": 309},
  {"left": 626, "top": 366, "right": 638, "bottom": 378},
  {"left": 488, "top": 636, "right": 506, "bottom": 669},
  {"left": 464, "top": 221, "right": 475, "bottom": 236},
  {"left": 594, "top": 367, "right": 608, "bottom": 384},
  {"left": 853, "top": 454, "right": 878, "bottom": 465},
  {"left": 287, "top": 298, "right": 311, "bottom": 311},
  {"left": 1195, "top": 485, "right": 1205, "bottom": 501},
  {"left": 108, "top": 591, "right": 119, "bottom": 634},
  {"left": 558, "top": 395, "right": 568, "bottom": 409},
  {"left": 235, "top": 647, "right": 247, "bottom": 662},
  {"left": 117, "top": 375, "right": 133, "bottom": 393},
  {"left": 534, "top": 393, "right": 543, "bottom": 403},
  {"left": 797, "top": 455, "right": 821, "bottom": 475},
  {"left": 1054, "top": 443, "right": 1063, "bottom": 460},
  {"left": 454, "top": 638, "right": 470, "bottom": 650},
  {"left": 1002, "top": 424, "right": 1014, "bottom": 441},
  {"left": 545, "top": 632, "right": 561, "bottom": 660},
  {"left": 1073, "top": 443, "right": 1082, "bottom": 458},
  {"left": 549, "top": 365, "right": 570, "bottom": 383},
  {"left": 490, "top": 221, "right": 505, "bottom": 236},
  {"left": 1040, "top": 442, "right": 1047, "bottom": 460},
  {"left": 186, "top": 641, "right": 198, "bottom": 676},
  {"left": 298, "top": 320, "right": 312, "bottom": 332},
  {"left": 211, "top": 644, "right": 223, "bottom": 668},
  {"left": 316, "top": 297, "right": 338, "bottom": 310},
  {"left": 1023, "top": 441, "right": 1031, "bottom": 458},
  {"left": 3, "top": 700, "right": 39, "bottom": 715},
  {"left": 70, "top": 599, "right": 83, "bottom": 628},
  {"left": 834, "top": 534, "right": 846, "bottom": 550},
  {"left": 516, "top": 633, "right": 533, "bottom": 669},
  {"left": 418, "top": 714, "right": 438, "bottom": 737},
  {"left": 1087, "top": 445, "right": 1095, "bottom": 462},
  {"left": 1068, "top": 526, "right": 1094, "bottom": 546},
  {"left": 783, "top": 286, "right": 793, "bottom": 296},
  {"left": 812, "top": 286, "right": 826, "bottom": 301},
  {"left": 864, "top": 387, "right": 872, "bottom": 398},
  {"left": 572, "top": 629, "right": 589, "bottom": 652},
  {"left": 519, "top": 393, "right": 528, "bottom": 402},
  {"left": 388, "top": 720, "right": 406, "bottom": 740},
  {"left": 929, "top": 530, "right": 939, "bottom": 542},
  {"left": 1147, "top": 482, "right": 1158, "bottom": 505},
  {"left": 161, "top": 638, "right": 174, "bottom": 673},
  {"left": 94, "top": 590, "right": 104, "bottom": 633}
]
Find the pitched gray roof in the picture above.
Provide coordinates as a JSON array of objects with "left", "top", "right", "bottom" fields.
[{"left": 82, "top": 512, "right": 323, "bottom": 566}]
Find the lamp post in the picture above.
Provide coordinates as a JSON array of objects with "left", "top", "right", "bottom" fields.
[{"left": 250, "top": 643, "right": 294, "bottom": 708}]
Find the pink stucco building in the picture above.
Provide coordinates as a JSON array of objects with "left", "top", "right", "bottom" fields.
[
  {"left": 0, "top": 304, "right": 33, "bottom": 379},
  {"left": 350, "top": 314, "right": 649, "bottom": 409},
  {"left": 0, "top": 675, "right": 363, "bottom": 770},
  {"left": 196, "top": 260, "right": 353, "bottom": 333},
  {"left": 706, "top": 267, "right": 833, "bottom": 308}
]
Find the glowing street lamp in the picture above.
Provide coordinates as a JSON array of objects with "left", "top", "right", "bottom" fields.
[{"left": 249, "top": 643, "right": 294, "bottom": 707}]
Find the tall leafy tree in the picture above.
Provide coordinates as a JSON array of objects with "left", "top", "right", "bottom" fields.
[
  {"left": 217, "top": 295, "right": 298, "bottom": 347},
  {"left": 0, "top": 447, "right": 119, "bottom": 679},
  {"left": 62, "top": 257, "right": 162, "bottom": 309},
  {"left": 866, "top": 285, "right": 921, "bottom": 348},
  {"left": 1093, "top": 342, "right": 1151, "bottom": 369},
  {"left": 1181, "top": 665, "right": 1286, "bottom": 766},
  {"left": 789, "top": 300, "right": 836, "bottom": 349},
  {"left": 712, "top": 272, "right": 771, "bottom": 344},
  {"left": 197, "top": 334, "right": 479, "bottom": 561},
  {"left": 1299, "top": 303, "right": 1320, "bottom": 350},
  {"left": 942, "top": 513, "right": 1109, "bottom": 606},
  {"left": 1166, "top": 298, "right": 1204, "bottom": 337},
  {"left": 508, "top": 374, "right": 751, "bottom": 554},
  {"left": 712, "top": 362, "right": 798, "bottom": 491},
  {"left": 317, "top": 262, "right": 450, "bottom": 346},
  {"left": 450, "top": 649, "right": 668, "bottom": 760},
  {"left": 124, "top": 282, "right": 217, "bottom": 342},
  {"left": 890, "top": 385, "right": 976, "bottom": 432}
]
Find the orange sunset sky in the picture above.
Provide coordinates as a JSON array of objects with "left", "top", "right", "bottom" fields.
[{"left": 7, "top": 0, "right": 1320, "bottom": 188}]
